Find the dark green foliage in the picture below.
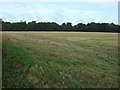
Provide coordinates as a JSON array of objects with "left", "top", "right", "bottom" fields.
[
  {"left": 2, "top": 42, "right": 35, "bottom": 88},
  {"left": 2, "top": 21, "right": 119, "bottom": 32}
]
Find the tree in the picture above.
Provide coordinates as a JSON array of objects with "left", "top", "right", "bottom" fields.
[{"left": 2, "top": 21, "right": 119, "bottom": 32}]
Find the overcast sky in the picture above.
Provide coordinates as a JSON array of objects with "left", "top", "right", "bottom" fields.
[{"left": 0, "top": 0, "right": 119, "bottom": 25}]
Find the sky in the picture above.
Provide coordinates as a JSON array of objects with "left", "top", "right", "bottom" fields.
[{"left": 0, "top": 0, "right": 119, "bottom": 25}]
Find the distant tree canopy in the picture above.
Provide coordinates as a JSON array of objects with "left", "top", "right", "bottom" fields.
[{"left": 2, "top": 21, "right": 119, "bottom": 32}]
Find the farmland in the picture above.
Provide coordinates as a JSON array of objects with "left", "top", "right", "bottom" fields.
[{"left": 2, "top": 32, "right": 118, "bottom": 88}]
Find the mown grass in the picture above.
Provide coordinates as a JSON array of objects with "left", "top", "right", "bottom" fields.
[{"left": 2, "top": 32, "right": 118, "bottom": 88}]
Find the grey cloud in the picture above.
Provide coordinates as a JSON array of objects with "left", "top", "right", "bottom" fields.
[
  {"left": 0, "top": 2, "right": 26, "bottom": 10},
  {"left": 52, "top": 9, "right": 64, "bottom": 23},
  {"left": 11, "top": 2, "right": 26, "bottom": 7},
  {"left": 19, "top": 13, "right": 33, "bottom": 20},
  {"left": 0, "top": 12, "right": 16, "bottom": 21},
  {"left": 33, "top": 11, "right": 43, "bottom": 21},
  {"left": 19, "top": 13, "right": 43, "bottom": 22},
  {"left": 78, "top": 18, "right": 85, "bottom": 23},
  {"left": 35, "top": 16, "right": 43, "bottom": 21}
]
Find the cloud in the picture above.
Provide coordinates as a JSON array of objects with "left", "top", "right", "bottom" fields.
[
  {"left": 19, "top": 13, "right": 43, "bottom": 22},
  {"left": 0, "top": 2, "right": 117, "bottom": 24},
  {"left": 10, "top": 2, "right": 26, "bottom": 7},
  {"left": 0, "top": 2, "right": 26, "bottom": 11},
  {"left": 0, "top": 12, "right": 16, "bottom": 21},
  {"left": 66, "top": 9, "right": 102, "bottom": 15},
  {"left": 78, "top": 18, "right": 85, "bottom": 23},
  {"left": 52, "top": 9, "right": 64, "bottom": 23},
  {"left": 19, "top": 13, "right": 33, "bottom": 20},
  {"left": 35, "top": 16, "right": 43, "bottom": 21}
]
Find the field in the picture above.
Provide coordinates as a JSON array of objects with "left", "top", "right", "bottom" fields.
[{"left": 2, "top": 32, "right": 118, "bottom": 88}]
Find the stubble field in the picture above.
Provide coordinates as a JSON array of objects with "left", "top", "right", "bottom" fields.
[{"left": 2, "top": 31, "right": 118, "bottom": 88}]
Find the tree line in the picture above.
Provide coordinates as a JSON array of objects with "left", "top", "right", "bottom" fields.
[{"left": 2, "top": 21, "right": 119, "bottom": 32}]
